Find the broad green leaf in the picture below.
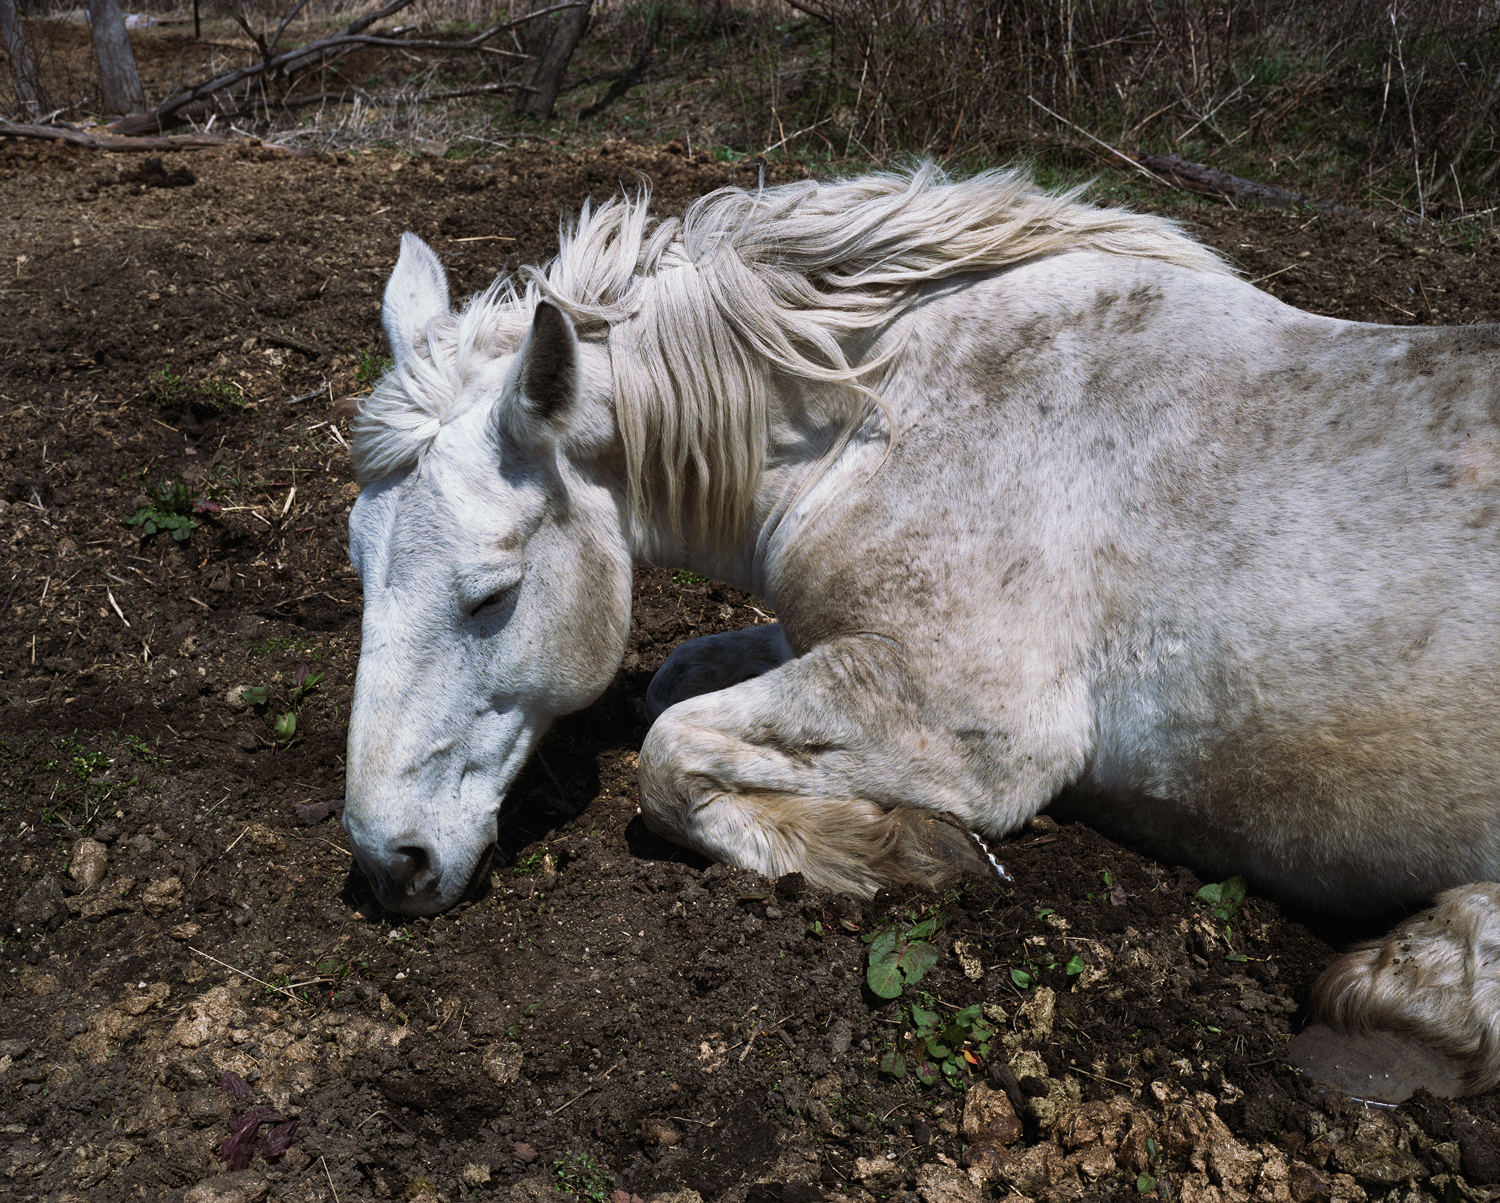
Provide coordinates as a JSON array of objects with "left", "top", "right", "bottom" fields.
[
  {"left": 908, "top": 917, "right": 939, "bottom": 941},
  {"left": 909, "top": 1002, "right": 940, "bottom": 1030},
  {"left": 1065, "top": 954, "right": 1087, "bottom": 975},
  {"left": 1010, "top": 967, "right": 1033, "bottom": 989},
  {"left": 866, "top": 929, "right": 905, "bottom": 998},
  {"left": 1196, "top": 875, "right": 1247, "bottom": 919},
  {"left": 878, "top": 1047, "right": 907, "bottom": 1079},
  {"left": 898, "top": 940, "right": 939, "bottom": 988}
]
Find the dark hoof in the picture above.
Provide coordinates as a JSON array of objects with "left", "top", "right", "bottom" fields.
[{"left": 889, "top": 809, "right": 1009, "bottom": 888}]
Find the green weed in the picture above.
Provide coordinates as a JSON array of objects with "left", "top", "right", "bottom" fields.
[
  {"left": 356, "top": 349, "right": 392, "bottom": 388},
  {"left": 1196, "top": 875, "right": 1251, "bottom": 963},
  {"left": 1137, "top": 1137, "right": 1163, "bottom": 1193},
  {"left": 243, "top": 663, "right": 326, "bottom": 742},
  {"left": 879, "top": 997, "right": 998, "bottom": 1087},
  {"left": 553, "top": 1150, "right": 613, "bottom": 1202},
  {"left": 147, "top": 365, "right": 189, "bottom": 406},
  {"left": 125, "top": 479, "right": 201, "bottom": 543}
]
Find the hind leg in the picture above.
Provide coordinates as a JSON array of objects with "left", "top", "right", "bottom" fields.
[
  {"left": 638, "top": 634, "right": 1080, "bottom": 895},
  {"left": 1299, "top": 884, "right": 1500, "bottom": 1098},
  {"left": 646, "top": 623, "right": 794, "bottom": 720}
]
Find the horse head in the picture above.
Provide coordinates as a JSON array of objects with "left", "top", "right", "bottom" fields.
[{"left": 343, "top": 234, "right": 632, "bottom": 915}]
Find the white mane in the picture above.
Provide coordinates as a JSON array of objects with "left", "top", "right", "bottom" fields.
[{"left": 351, "top": 163, "right": 1231, "bottom": 548}]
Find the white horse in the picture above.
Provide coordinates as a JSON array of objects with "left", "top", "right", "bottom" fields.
[{"left": 343, "top": 165, "right": 1500, "bottom": 1094}]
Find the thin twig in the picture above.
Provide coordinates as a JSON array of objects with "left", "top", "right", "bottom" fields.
[
  {"left": 321, "top": 1154, "right": 343, "bottom": 1203},
  {"left": 1027, "top": 96, "right": 1176, "bottom": 191},
  {"left": 106, "top": 590, "right": 131, "bottom": 629},
  {"left": 549, "top": 1086, "right": 593, "bottom": 1115},
  {"left": 188, "top": 945, "right": 308, "bottom": 1006},
  {"left": 1247, "top": 262, "right": 1302, "bottom": 286}
]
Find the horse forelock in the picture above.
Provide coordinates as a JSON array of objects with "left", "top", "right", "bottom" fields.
[{"left": 351, "top": 163, "right": 1232, "bottom": 539}]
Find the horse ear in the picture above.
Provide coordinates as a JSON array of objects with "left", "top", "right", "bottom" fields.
[
  {"left": 382, "top": 233, "right": 450, "bottom": 370},
  {"left": 515, "top": 301, "right": 579, "bottom": 426}
]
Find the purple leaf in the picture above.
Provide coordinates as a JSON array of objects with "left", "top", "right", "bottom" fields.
[
  {"left": 219, "top": 1105, "right": 286, "bottom": 1170},
  {"left": 258, "top": 1119, "right": 300, "bottom": 1160},
  {"left": 218, "top": 1071, "right": 252, "bottom": 1102},
  {"left": 193, "top": 497, "right": 221, "bottom": 515},
  {"left": 294, "top": 663, "right": 310, "bottom": 688}
]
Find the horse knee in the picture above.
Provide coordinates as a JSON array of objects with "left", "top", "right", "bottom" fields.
[
  {"left": 639, "top": 710, "right": 1003, "bottom": 895},
  {"left": 1310, "top": 883, "right": 1500, "bottom": 1095}
]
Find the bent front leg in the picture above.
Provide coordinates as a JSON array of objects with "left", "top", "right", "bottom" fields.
[{"left": 638, "top": 635, "right": 1064, "bottom": 895}]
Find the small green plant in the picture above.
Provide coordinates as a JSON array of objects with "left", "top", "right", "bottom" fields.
[
  {"left": 38, "top": 733, "right": 136, "bottom": 829},
  {"left": 1196, "top": 875, "right": 1250, "bottom": 962},
  {"left": 124, "top": 733, "right": 162, "bottom": 767},
  {"left": 1195, "top": 875, "right": 1247, "bottom": 920},
  {"left": 125, "top": 479, "right": 202, "bottom": 542},
  {"left": 672, "top": 569, "right": 710, "bottom": 586},
  {"left": 864, "top": 911, "right": 944, "bottom": 999},
  {"left": 513, "top": 847, "right": 549, "bottom": 875},
  {"left": 147, "top": 364, "right": 189, "bottom": 406},
  {"left": 196, "top": 379, "right": 247, "bottom": 411},
  {"left": 243, "top": 663, "right": 325, "bottom": 742},
  {"left": 553, "top": 1150, "right": 613, "bottom": 1202},
  {"left": 880, "top": 997, "right": 998, "bottom": 1087},
  {"left": 356, "top": 349, "right": 392, "bottom": 388},
  {"left": 1136, "top": 1136, "right": 1163, "bottom": 1193}
]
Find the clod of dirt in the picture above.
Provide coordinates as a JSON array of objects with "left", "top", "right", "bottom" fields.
[{"left": 68, "top": 837, "right": 108, "bottom": 889}]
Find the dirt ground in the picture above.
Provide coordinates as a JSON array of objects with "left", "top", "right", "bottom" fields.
[{"left": 7, "top": 33, "right": 1500, "bottom": 1203}]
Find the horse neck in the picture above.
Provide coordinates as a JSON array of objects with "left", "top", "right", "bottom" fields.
[{"left": 626, "top": 382, "right": 871, "bottom": 598}]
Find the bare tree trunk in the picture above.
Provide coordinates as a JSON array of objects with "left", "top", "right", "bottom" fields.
[
  {"left": 514, "top": 0, "right": 591, "bottom": 118},
  {"left": 0, "top": 0, "right": 48, "bottom": 118},
  {"left": 87, "top": 0, "right": 145, "bottom": 114}
]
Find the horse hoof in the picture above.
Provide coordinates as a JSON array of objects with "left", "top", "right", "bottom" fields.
[
  {"left": 1288, "top": 1023, "right": 1466, "bottom": 1103},
  {"left": 885, "top": 809, "right": 1010, "bottom": 889}
]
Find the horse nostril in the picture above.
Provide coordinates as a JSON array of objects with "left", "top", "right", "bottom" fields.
[{"left": 384, "top": 844, "right": 436, "bottom": 896}]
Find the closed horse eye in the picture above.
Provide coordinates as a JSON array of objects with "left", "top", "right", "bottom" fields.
[{"left": 468, "top": 588, "right": 515, "bottom": 618}]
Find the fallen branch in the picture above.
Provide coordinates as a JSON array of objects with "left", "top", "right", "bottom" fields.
[
  {"left": 1127, "top": 151, "right": 1364, "bottom": 215},
  {"left": 0, "top": 118, "right": 309, "bottom": 154}
]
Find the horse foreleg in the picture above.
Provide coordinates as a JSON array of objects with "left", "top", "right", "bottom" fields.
[
  {"left": 1307, "top": 884, "right": 1500, "bottom": 1096},
  {"left": 638, "top": 636, "right": 1026, "bottom": 896},
  {"left": 646, "top": 623, "right": 795, "bottom": 720}
]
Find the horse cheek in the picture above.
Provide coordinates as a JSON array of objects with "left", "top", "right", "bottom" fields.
[{"left": 536, "top": 526, "right": 630, "bottom": 710}]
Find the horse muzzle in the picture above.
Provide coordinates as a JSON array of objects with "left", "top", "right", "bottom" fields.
[{"left": 345, "top": 819, "right": 496, "bottom": 916}]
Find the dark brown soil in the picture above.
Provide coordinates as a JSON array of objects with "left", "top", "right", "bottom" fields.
[{"left": 6, "top": 47, "right": 1500, "bottom": 1203}]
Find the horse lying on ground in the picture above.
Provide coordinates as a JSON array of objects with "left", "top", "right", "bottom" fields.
[{"left": 341, "top": 165, "right": 1500, "bottom": 1095}]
